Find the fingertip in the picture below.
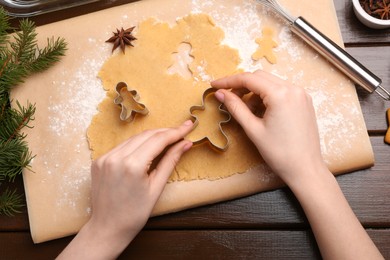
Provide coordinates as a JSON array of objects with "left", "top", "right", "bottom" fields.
[
  {"left": 178, "top": 120, "right": 194, "bottom": 135},
  {"left": 182, "top": 140, "right": 193, "bottom": 152},
  {"left": 183, "top": 120, "right": 193, "bottom": 126},
  {"left": 214, "top": 89, "right": 225, "bottom": 103},
  {"left": 182, "top": 120, "right": 195, "bottom": 133}
]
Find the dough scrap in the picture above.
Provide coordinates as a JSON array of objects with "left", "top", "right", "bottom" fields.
[
  {"left": 252, "top": 27, "right": 278, "bottom": 64},
  {"left": 87, "top": 13, "right": 263, "bottom": 181}
]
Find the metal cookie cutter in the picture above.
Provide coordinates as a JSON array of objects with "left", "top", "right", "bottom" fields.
[
  {"left": 189, "top": 88, "right": 232, "bottom": 152},
  {"left": 114, "top": 82, "right": 149, "bottom": 122}
]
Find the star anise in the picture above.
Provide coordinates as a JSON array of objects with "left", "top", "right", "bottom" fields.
[
  {"left": 106, "top": 27, "right": 137, "bottom": 53},
  {"left": 360, "top": 0, "right": 390, "bottom": 20},
  {"left": 373, "top": 0, "right": 390, "bottom": 20}
]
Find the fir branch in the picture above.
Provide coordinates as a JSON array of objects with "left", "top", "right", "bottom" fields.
[
  {"left": 0, "top": 6, "right": 67, "bottom": 216},
  {"left": 0, "top": 52, "right": 11, "bottom": 76},
  {"left": 0, "top": 60, "right": 29, "bottom": 96},
  {"left": 10, "top": 19, "right": 37, "bottom": 65},
  {"left": 0, "top": 138, "right": 34, "bottom": 182},
  {"left": 0, "top": 188, "right": 24, "bottom": 216},
  {"left": 0, "top": 8, "right": 10, "bottom": 52},
  {"left": 0, "top": 15, "right": 67, "bottom": 95},
  {"left": 27, "top": 37, "right": 67, "bottom": 73},
  {"left": 0, "top": 93, "right": 7, "bottom": 118},
  {"left": 0, "top": 101, "right": 35, "bottom": 182},
  {"left": 0, "top": 101, "right": 35, "bottom": 141}
]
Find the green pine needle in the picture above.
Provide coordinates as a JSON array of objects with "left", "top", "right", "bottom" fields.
[
  {"left": 28, "top": 37, "right": 67, "bottom": 73},
  {"left": 0, "top": 188, "right": 24, "bottom": 216},
  {"left": 11, "top": 19, "right": 38, "bottom": 65},
  {"left": 0, "top": 8, "right": 10, "bottom": 52},
  {"left": 0, "top": 6, "right": 67, "bottom": 216},
  {"left": 0, "top": 138, "right": 35, "bottom": 182},
  {"left": 0, "top": 101, "right": 35, "bottom": 141},
  {"left": 0, "top": 13, "right": 67, "bottom": 96}
]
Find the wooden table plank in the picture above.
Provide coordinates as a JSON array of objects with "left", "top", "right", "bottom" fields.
[
  {"left": 122, "top": 230, "right": 390, "bottom": 259},
  {"left": 337, "top": 137, "right": 390, "bottom": 226},
  {"left": 345, "top": 46, "right": 390, "bottom": 131},
  {"left": 0, "top": 232, "right": 72, "bottom": 259},
  {"left": 147, "top": 137, "right": 390, "bottom": 229},
  {"left": 2, "top": 229, "right": 389, "bottom": 259},
  {"left": 1, "top": 1, "right": 389, "bottom": 259},
  {"left": 1, "top": 137, "right": 388, "bottom": 233},
  {"left": 122, "top": 230, "right": 322, "bottom": 259}
]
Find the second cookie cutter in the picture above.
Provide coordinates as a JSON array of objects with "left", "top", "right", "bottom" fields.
[
  {"left": 189, "top": 88, "right": 232, "bottom": 152},
  {"left": 114, "top": 82, "right": 149, "bottom": 122}
]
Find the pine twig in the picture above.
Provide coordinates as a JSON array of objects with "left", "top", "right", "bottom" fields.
[
  {"left": 0, "top": 101, "right": 35, "bottom": 142},
  {"left": 11, "top": 19, "right": 37, "bottom": 65},
  {"left": 0, "top": 18, "right": 67, "bottom": 96},
  {"left": 0, "top": 56, "right": 29, "bottom": 96},
  {"left": 0, "top": 188, "right": 24, "bottom": 216},
  {"left": 0, "top": 91, "right": 8, "bottom": 118},
  {"left": 0, "top": 101, "right": 35, "bottom": 182},
  {"left": 0, "top": 6, "right": 67, "bottom": 216},
  {"left": 28, "top": 37, "right": 67, "bottom": 73},
  {"left": 0, "top": 138, "right": 35, "bottom": 182},
  {"left": 0, "top": 7, "right": 10, "bottom": 52}
]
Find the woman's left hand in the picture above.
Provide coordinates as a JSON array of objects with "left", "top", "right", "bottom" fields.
[{"left": 58, "top": 120, "right": 194, "bottom": 260}]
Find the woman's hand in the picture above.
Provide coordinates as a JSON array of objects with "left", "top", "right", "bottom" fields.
[
  {"left": 58, "top": 120, "right": 194, "bottom": 260},
  {"left": 212, "top": 70, "right": 326, "bottom": 187},
  {"left": 213, "top": 71, "right": 384, "bottom": 260}
]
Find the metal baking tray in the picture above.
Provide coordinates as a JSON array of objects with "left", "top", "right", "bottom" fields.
[{"left": 0, "top": 0, "right": 102, "bottom": 17}]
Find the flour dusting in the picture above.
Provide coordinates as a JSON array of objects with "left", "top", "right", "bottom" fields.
[
  {"left": 192, "top": 0, "right": 264, "bottom": 71},
  {"left": 44, "top": 0, "right": 368, "bottom": 208},
  {"left": 191, "top": 0, "right": 368, "bottom": 172},
  {"left": 44, "top": 39, "right": 106, "bottom": 211}
]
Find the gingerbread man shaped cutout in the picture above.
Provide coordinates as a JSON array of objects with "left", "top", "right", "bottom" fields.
[{"left": 252, "top": 27, "right": 278, "bottom": 64}]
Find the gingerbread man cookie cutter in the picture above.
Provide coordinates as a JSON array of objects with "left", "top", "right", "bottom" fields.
[
  {"left": 114, "top": 82, "right": 149, "bottom": 122},
  {"left": 189, "top": 88, "right": 232, "bottom": 152}
]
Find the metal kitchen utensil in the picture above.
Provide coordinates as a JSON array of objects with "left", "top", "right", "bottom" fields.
[
  {"left": 189, "top": 88, "right": 232, "bottom": 152},
  {"left": 0, "top": 0, "right": 102, "bottom": 17},
  {"left": 114, "top": 82, "right": 149, "bottom": 122},
  {"left": 256, "top": 0, "right": 390, "bottom": 101}
]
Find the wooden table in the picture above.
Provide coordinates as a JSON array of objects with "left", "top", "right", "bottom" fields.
[{"left": 1, "top": 1, "right": 389, "bottom": 259}]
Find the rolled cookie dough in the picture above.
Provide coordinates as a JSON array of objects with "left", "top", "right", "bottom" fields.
[{"left": 87, "top": 13, "right": 263, "bottom": 181}]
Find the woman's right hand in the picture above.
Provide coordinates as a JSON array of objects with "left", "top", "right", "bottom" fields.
[{"left": 211, "top": 70, "right": 327, "bottom": 187}]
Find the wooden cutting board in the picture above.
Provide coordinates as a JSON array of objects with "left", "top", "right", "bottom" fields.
[{"left": 11, "top": 0, "right": 374, "bottom": 243}]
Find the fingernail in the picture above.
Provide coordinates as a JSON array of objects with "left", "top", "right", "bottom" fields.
[
  {"left": 214, "top": 90, "right": 225, "bottom": 102},
  {"left": 183, "top": 120, "right": 193, "bottom": 126},
  {"left": 183, "top": 141, "right": 193, "bottom": 152}
]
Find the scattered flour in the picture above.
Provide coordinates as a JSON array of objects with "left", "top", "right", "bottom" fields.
[
  {"left": 44, "top": 0, "right": 365, "bottom": 210},
  {"left": 194, "top": 61, "right": 212, "bottom": 82},
  {"left": 277, "top": 26, "right": 304, "bottom": 62},
  {"left": 190, "top": 0, "right": 364, "bottom": 172},
  {"left": 44, "top": 38, "right": 106, "bottom": 211},
  {"left": 48, "top": 56, "right": 106, "bottom": 136},
  {"left": 192, "top": 0, "right": 265, "bottom": 71}
]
